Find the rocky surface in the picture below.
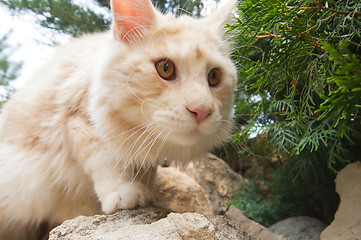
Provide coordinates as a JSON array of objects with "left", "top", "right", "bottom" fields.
[
  {"left": 49, "top": 206, "right": 287, "bottom": 240},
  {"left": 48, "top": 154, "right": 287, "bottom": 240},
  {"left": 49, "top": 208, "right": 169, "bottom": 240},
  {"left": 183, "top": 153, "right": 245, "bottom": 214},
  {"left": 270, "top": 216, "right": 326, "bottom": 240},
  {"left": 226, "top": 206, "right": 286, "bottom": 240},
  {"left": 48, "top": 207, "right": 254, "bottom": 240},
  {"left": 154, "top": 166, "right": 212, "bottom": 214},
  {"left": 321, "top": 161, "right": 361, "bottom": 240},
  {"left": 155, "top": 153, "right": 244, "bottom": 215}
]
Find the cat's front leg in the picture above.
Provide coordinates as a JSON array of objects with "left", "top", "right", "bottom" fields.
[
  {"left": 97, "top": 179, "right": 154, "bottom": 214},
  {"left": 91, "top": 166, "right": 156, "bottom": 214},
  {"left": 67, "top": 116, "right": 156, "bottom": 214}
]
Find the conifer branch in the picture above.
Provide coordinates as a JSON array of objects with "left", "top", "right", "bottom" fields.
[
  {"left": 298, "top": 13, "right": 338, "bottom": 38},
  {"left": 256, "top": 1, "right": 354, "bottom": 50},
  {"left": 286, "top": 2, "right": 361, "bottom": 17}
]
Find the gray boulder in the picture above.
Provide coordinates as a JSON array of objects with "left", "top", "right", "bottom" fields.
[{"left": 270, "top": 216, "right": 326, "bottom": 240}]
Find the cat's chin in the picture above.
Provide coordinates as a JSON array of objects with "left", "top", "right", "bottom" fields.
[{"left": 167, "top": 129, "right": 206, "bottom": 146}]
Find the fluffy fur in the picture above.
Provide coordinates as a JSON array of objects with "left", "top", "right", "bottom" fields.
[{"left": 0, "top": 0, "right": 237, "bottom": 239}]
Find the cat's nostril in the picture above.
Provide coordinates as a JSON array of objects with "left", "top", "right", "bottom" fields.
[{"left": 187, "top": 107, "right": 213, "bottom": 124}]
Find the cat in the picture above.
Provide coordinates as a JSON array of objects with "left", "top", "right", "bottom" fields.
[{"left": 0, "top": 0, "right": 237, "bottom": 239}]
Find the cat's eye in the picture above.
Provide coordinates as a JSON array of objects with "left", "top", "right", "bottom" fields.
[
  {"left": 155, "top": 59, "right": 176, "bottom": 80},
  {"left": 208, "top": 68, "right": 221, "bottom": 87}
]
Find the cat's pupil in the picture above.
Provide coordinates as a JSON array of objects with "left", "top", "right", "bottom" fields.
[
  {"left": 211, "top": 71, "right": 216, "bottom": 79},
  {"left": 163, "top": 63, "right": 169, "bottom": 72}
]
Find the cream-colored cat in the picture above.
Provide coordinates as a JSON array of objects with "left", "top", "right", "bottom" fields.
[{"left": 0, "top": 0, "right": 237, "bottom": 239}]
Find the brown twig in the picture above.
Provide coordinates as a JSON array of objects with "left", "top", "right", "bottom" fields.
[
  {"left": 256, "top": 31, "right": 281, "bottom": 39},
  {"left": 286, "top": 4, "right": 361, "bottom": 17},
  {"left": 306, "top": 41, "right": 324, "bottom": 50},
  {"left": 299, "top": 13, "right": 338, "bottom": 37}
]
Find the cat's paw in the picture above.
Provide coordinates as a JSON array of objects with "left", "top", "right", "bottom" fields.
[{"left": 101, "top": 182, "right": 153, "bottom": 214}]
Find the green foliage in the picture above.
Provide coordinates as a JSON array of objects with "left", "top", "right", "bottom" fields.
[
  {"left": 229, "top": 181, "right": 280, "bottom": 227},
  {"left": 152, "top": 0, "right": 204, "bottom": 16},
  {"left": 317, "top": 41, "right": 361, "bottom": 136},
  {"left": 229, "top": 155, "right": 340, "bottom": 226},
  {"left": 228, "top": 0, "right": 360, "bottom": 226},
  {"left": 230, "top": 0, "right": 361, "bottom": 170},
  {"left": 0, "top": 32, "right": 22, "bottom": 105}
]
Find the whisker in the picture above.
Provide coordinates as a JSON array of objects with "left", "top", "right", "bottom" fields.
[
  {"left": 124, "top": 125, "right": 161, "bottom": 169},
  {"left": 121, "top": 24, "right": 153, "bottom": 44},
  {"left": 142, "top": 98, "right": 166, "bottom": 108},
  {"left": 125, "top": 64, "right": 167, "bottom": 112},
  {"left": 116, "top": 122, "right": 159, "bottom": 169},
  {"left": 131, "top": 128, "right": 166, "bottom": 183},
  {"left": 140, "top": 98, "right": 166, "bottom": 119},
  {"left": 104, "top": 122, "right": 149, "bottom": 142},
  {"left": 154, "top": 128, "right": 171, "bottom": 163},
  {"left": 111, "top": 121, "right": 157, "bottom": 166},
  {"left": 215, "top": 134, "right": 231, "bottom": 164},
  {"left": 218, "top": 121, "right": 273, "bottom": 161},
  {"left": 142, "top": 128, "right": 172, "bottom": 185},
  {"left": 177, "top": 7, "right": 193, "bottom": 16}
]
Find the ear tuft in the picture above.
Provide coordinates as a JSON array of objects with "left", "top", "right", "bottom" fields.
[
  {"left": 111, "top": 0, "right": 156, "bottom": 43},
  {"left": 203, "top": 0, "right": 238, "bottom": 32}
]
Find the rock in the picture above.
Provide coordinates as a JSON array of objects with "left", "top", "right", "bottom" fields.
[
  {"left": 48, "top": 155, "right": 288, "bottom": 240},
  {"left": 270, "top": 216, "right": 326, "bottom": 240},
  {"left": 321, "top": 161, "right": 361, "bottom": 240},
  {"left": 49, "top": 207, "right": 258, "bottom": 240},
  {"left": 225, "top": 206, "right": 287, "bottom": 240},
  {"left": 155, "top": 153, "right": 244, "bottom": 215},
  {"left": 154, "top": 166, "right": 211, "bottom": 214},
  {"left": 49, "top": 207, "right": 169, "bottom": 240},
  {"left": 183, "top": 153, "right": 245, "bottom": 214}
]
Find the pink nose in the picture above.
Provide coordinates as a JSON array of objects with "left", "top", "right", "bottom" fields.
[{"left": 187, "top": 107, "right": 213, "bottom": 124}]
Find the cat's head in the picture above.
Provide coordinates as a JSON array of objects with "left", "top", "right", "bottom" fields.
[{"left": 92, "top": 0, "right": 237, "bottom": 158}]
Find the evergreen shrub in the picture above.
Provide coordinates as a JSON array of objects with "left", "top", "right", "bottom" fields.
[{"left": 228, "top": 0, "right": 361, "bottom": 225}]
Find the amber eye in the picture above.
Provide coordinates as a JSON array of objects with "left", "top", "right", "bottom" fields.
[
  {"left": 208, "top": 68, "right": 221, "bottom": 87},
  {"left": 155, "top": 59, "right": 176, "bottom": 80}
]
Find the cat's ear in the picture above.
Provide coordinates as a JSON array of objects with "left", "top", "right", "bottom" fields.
[
  {"left": 111, "top": 0, "right": 156, "bottom": 43},
  {"left": 203, "top": 0, "right": 238, "bottom": 32}
]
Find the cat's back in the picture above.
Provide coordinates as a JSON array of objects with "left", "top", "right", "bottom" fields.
[
  {"left": 21, "top": 32, "right": 110, "bottom": 89},
  {"left": 0, "top": 32, "right": 111, "bottom": 138},
  {"left": 0, "top": 32, "right": 116, "bottom": 161}
]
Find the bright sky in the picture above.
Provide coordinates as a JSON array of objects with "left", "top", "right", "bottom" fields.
[
  {"left": 0, "top": 7, "right": 64, "bottom": 88},
  {"left": 0, "top": 0, "right": 219, "bottom": 89}
]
